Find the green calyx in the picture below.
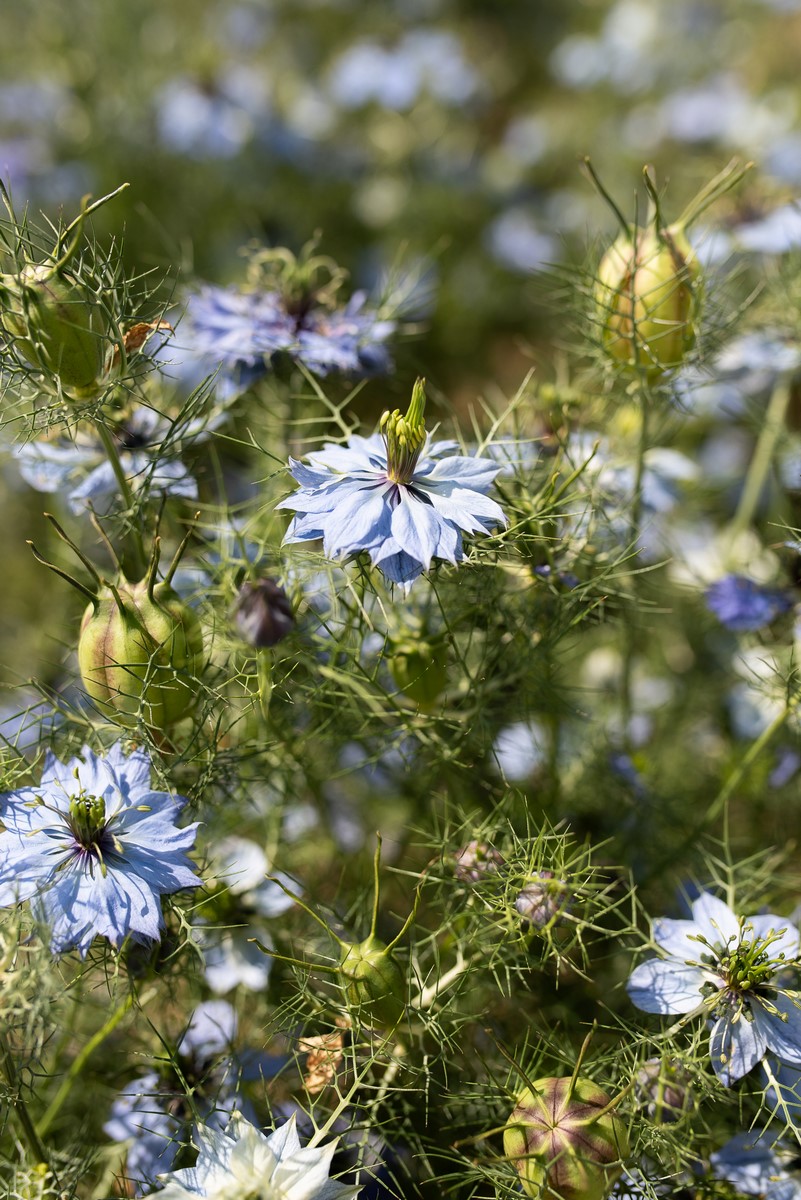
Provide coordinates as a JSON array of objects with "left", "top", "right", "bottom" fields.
[
  {"left": 247, "top": 235, "right": 348, "bottom": 319},
  {"left": 380, "top": 377, "right": 427, "bottom": 484}
]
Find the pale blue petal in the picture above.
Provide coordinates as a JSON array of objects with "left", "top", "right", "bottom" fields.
[
  {"left": 425, "top": 454, "right": 502, "bottom": 489},
  {"left": 179, "top": 999, "right": 237, "bottom": 1059},
  {"left": 321, "top": 485, "right": 393, "bottom": 558},
  {"left": 652, "top": 916, "right": 707, "bottom": 960},
  {"left": 753, "top": 993, "right": 801, "bottom": 1065},
  {"left": 692, "top": 892, "right": 740, "bottom": 946},
  {"left": 390, "top": 494, "right": 445, "bottom": 569},
  {"left": 710, "top": 1013, "right": 767, "bottom": 1085},
  {"left": 627, "top": 958, "right": 705, "bottom": 1013}
]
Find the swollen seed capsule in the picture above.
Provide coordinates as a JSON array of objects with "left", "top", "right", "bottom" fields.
[
  {"left": 78, "top": 579, "right": 204, "bottom": 729},
  {"left": 0, "top": 265, "right": 109, "bottom": 398},
  {"left": 595, "top": 224, "right": 699, "bottom": 376},
  {"left": 339, "top": 934, "right": 406, "bottom": 1028},
  {"left": 388, "top": 637, "right": 448, "bottom": 711},
  {"left": 504, "top": 1076, "right": 629, "bottom": 1200}
]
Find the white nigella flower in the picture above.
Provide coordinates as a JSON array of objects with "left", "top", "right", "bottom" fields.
[{"left": 150, "top": 1113, "right": 360, "bottom": 1200}]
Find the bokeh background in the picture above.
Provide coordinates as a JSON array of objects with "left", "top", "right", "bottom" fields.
[{"left": 3, "top": 0, "right": 801, "bottom": 686}]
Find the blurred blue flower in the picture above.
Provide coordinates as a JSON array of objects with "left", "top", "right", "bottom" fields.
[
  {"left": 0, "top": 742, "right": 200, "bottom": 955},
  {"left": 193, "top": 836, "right": 297, "bottom": 994},
  {"left": 183, "top": 285, "right": 394, "bottom": 390},
  {"left": 712, "top": 1132, "right": 801, "bottom": 1200},
  {"left": 104, "top": 1000, "right": 252, "bottom": 1194},
  {"left": 278, "top": 382, "right": 506, "bottom": 588},
  {"left": 706, "top": 575, "right": 794, "bottom": 631},
  {"left": 627, "top": 890, "right": 801, "bottom": 1086},
  {"left": 327, "top": 30, "right": 479, "bottom": 111},
  {"left": 9, "top": 405, "right": 206, "bottom": 515}
]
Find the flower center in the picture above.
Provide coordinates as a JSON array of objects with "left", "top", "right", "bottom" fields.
[
  {"left": 381, "top": 377, "right": 427, "bottom": 485},
  {"left": 694, "top": 922, "right": 794, "bottom": 1011}
]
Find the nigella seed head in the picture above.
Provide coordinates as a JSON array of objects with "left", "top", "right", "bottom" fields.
[
  {"left": 68, "top": 791, "right": 107, "bottom": 851},
  {"left": 453, "top": 840, "right": 506, "bottom": 883},
  {"left": 504, "top": 1075, "right": 629, "bottom": 1200},
  {"left": 234, "top": 578, "right": 294, "bottom": 648},
  {"left": 635, "top": 1059, "right": 692, "bottom": 1123},
  {"left": 515, "top": 871, "right": 571, "bottom": 929}
]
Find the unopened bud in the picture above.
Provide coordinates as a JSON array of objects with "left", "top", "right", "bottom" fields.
[
  {"left": 339, "top": 934, "right": 406, "bottom": 1028},
  {"left": 515, "top": 870, "right": 571, "bottom": 929},
  {"left": 634, "top": 1059, "right": 691, "bottom": 1123},
  {"left": 79, "top": 578, "right": 204, "bottom": 729},
  {"left": 0, "top": 265, "right": 109, "bottom": 398},
  {"left": 453, "top": 840, "right": 505, "bottom": 883},
  {"left": 595, "top": 224, "right": 699, "bottom": 375},
  {"left": 234, "top": 578, "right": 294, "bottom": 648},
  {"left": 504, "top": 1076, "right": 629, "bottom": 1200},
  {"left": 388, "top": 636, "right": 447, "bottom": 710}
]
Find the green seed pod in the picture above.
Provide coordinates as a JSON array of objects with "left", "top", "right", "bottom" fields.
[
  {"left": 595, "top": 224, "right": 699, "bottom": 376},
  {"left": 504, "top": 1076, "right": 629, "bottom": 1200},
  {"left": 388, "top": 637, "right": 448, "bottom": 711},
  {"left": 339, "top": 933, "right": 406, "bottom": 1028},
  {"left": 78, "top": 578, "right": 204, "bottom": 729},
  {"left": 0, "top": 264, "right": 109, "bottom": 398}
]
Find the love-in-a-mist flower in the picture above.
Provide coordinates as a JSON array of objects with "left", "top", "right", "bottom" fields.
[
  {"left": 0, "top": 742, "right": 201, "bottom": 955},
  {"left": 705, "top": 575, "right": 795, "bottom": 632},
  {"left": 711, "top": 1132, "right": 801, "bottom": 1200},
  {"left": 148, "top": 1112, "right": 361, "bottom": 1200},
  {"left": 278, "top": 378, "right": 507, "bottom": 588},
  {"left": 627, "top": 891, "right": 801, "bottom": 1086}
]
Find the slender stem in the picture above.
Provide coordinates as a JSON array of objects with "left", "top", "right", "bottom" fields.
[
  {"left": 620, "top": 386, "right": 650, "bottom": 740},
  {"left": 726, "top": 372, "right": 793, "bottom": 553},
  {"left": 643, "top": 701, "right": 793, "bottom": 885},
  {"left": 411, "top": 953, "right": 473, "bottom": 1012},
  {"left": 36, "top": 988, "right": 148, "bottom": 1138},
  {"left": 0, "top": 1034, "right": 49, "bottom": 1164},
  {"left": 93, "top": 418, "right": 147, "bottom": 580}
]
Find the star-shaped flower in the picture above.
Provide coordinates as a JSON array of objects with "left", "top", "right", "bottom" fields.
[
  {"left": 627, "top": 890, "right": 801, "bottom": 1086},
  {"left": 149, "top": 1113, "right": 360, "bottom": 1200},
  {"left": 0, "top": 742, "right": 201, "bottom": 955},
  {"left": 278, "top": 378, "right": 506, "bottom": 588}
]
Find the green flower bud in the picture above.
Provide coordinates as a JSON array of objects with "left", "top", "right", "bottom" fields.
[
  {"left": 594, "top": 224, "right": 699, "bottom": 376},
  {"left": 388, "top": 636, "right": 448, "bottom": 711},
  {"left": 0, "top": 264, "right": 109, "bottom": 399},
  {"left": 78, "top": 577, "right": 204, "bottom": 729},
  {"left": 504, "top": 1076, "right": 629, "bottom": 1200},
  {"left": 339, "top": 933, "right": 406, "bottom": 1028}
]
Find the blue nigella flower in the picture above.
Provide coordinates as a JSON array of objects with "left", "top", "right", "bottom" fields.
[
  {"left": 278, "top": 378, "right": 507, "bottom": 589},
  {"left": 627, "top": 890, "right": 801, "bottom": 1086},
  {"left": 0, "top": 742, "right": 201, "bottom": 955},
  {"left": 192, "top": 837, "right": 298, "bottom": 994},
  {"left": 9, "top": 404, "right": 208, "bottom": 516},
  {"left": 181, "top": 241, "right": 395, "bottom": 394},
  {"left": 712, "top": 1132, "right": 801, "bottom": 1200},
  {"left": 706, "top": 575, "right": 795, "bottom": 632},
  {"left": 105, "top": 1000, "right": 264, "bottom": 1194}
]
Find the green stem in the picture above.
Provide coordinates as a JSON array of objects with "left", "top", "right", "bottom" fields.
[
  {"left": 643, "top": 701, "right": 793, "bottom": 886},
  {"left": 726, "top": 372, "right": 793, "bottom": 554},
  {"left": 36, "top": 988, "right": 144, "bottom": 1138},
  {"left": 93, "top": 418, "right": 147, "bottom": 580},
  {"left": 0, "top": 1034, "right": 49, "bottom": 1164},
  {"left": 620, "top": 387, "right": 650, "bottom": 740}
]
